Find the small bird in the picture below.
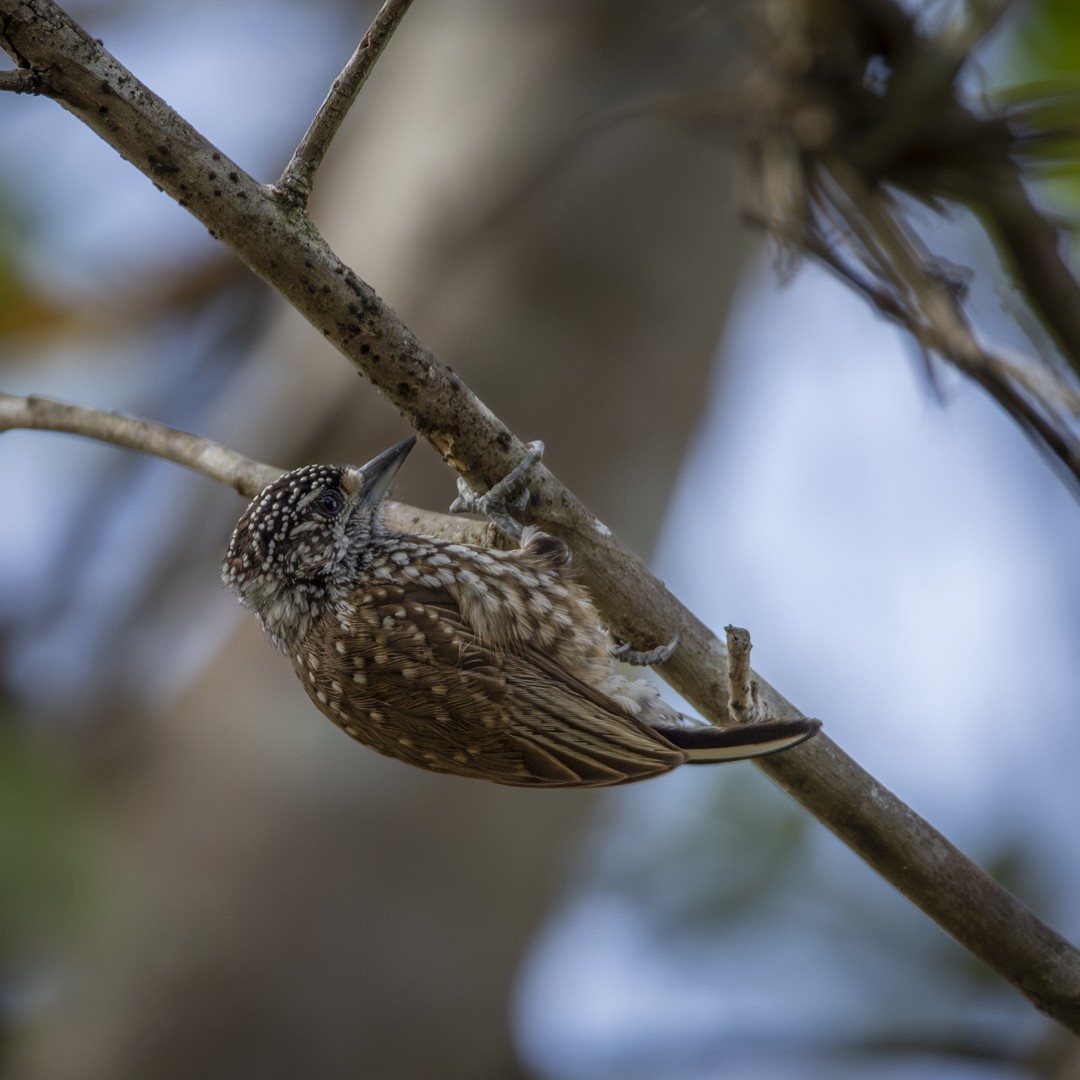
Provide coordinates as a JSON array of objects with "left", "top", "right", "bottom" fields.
[{"left": 221, "top": 437, "right": 820, "bottom": 787}]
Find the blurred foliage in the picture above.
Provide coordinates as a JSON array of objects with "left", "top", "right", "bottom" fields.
[
  {"left": 1012, "top": 0, "right": 1080, "bottom": 79},
  {"left": 1003, "top": 2, "right": 1080, "bottom": 204},
  {"left": 0, "top": 191, "right": 68, "bottom": 342},
  {"left": 0, "top": 711, "right": 104, "bottom": 1044}
]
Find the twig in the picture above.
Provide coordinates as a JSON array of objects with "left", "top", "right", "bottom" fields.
[
  {"left": 749, "top": 156, "right": 1080, "bottom": 491},
  {"left": 0, "top": 68, "right": 34, "bottom": 91},
  {"left": 0, "top": 392, "right": 279, "bottom": 496},
  {"left": 978, "top": 165, "right": 1080, "bottom": 380},
  {"left": 4, "top": 0, "right": 1080, "bottom": 1034},
  {"left": 724, "top": 625, "right": 759, "bottom": 724},
  {"left": 797, "top": 217, "right": 1080, "bottom": 485},
  {"left": 0, "top": 391, "right": 504, "bottom": 546},
  {"left": 276, "top": 0, "right": 416, "bottom": 206}
]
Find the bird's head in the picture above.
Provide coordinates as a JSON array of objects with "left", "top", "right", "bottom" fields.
[{"left": 221, "top": 436, "right": 416, "bottom": 650}]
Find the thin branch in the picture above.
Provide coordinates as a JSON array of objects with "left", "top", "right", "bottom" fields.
[
  {"left": 4, "top": 0, "right": 1080, "bottom": 1034},
  {"left": 0, "top": 392, "right": 280, "bottom": 496},
  {"left": 723, "top": 625, "right": 759, "bottom": 724},
  {"left": 0, "top": 67, "right": 36, "bottom": 92},
  {"left": 0, "top": 392, "right": 504, "bottom": 546},
  {"left": 978, "top": 166, "right": 1080, "bottom": 378},
  {"left": 746, "top": 141, "right": 1080, "bottom": 492},
  {"left": 786, "top": 210, "right": 1080, "bottom": 488},
  {"left": 276, "top": 0, "right": 416, "bottom": 206}
]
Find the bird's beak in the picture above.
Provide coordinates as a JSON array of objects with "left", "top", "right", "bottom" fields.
[{"left": 350, "top": 436, "right": 417, "bottom": 507}]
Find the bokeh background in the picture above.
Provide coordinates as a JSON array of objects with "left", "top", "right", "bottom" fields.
[{"left": 2, "top": 1, "right": 1079, "bottom": 1077}]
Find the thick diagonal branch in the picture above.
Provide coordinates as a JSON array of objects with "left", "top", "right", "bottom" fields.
[{"left": 2, "top": 0, "right": 1079, "bottom": 1033}]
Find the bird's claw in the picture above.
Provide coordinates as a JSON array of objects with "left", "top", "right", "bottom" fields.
[
  {"left": 613, "top": 630, "right": 680, "bottom": 667},
  {"left": 450, "top": 441, "right": 545, "bottom": 541}
]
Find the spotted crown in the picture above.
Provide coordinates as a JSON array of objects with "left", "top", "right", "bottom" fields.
[{"left": 222, "top": 464, "right": 363, "bottom": 652}]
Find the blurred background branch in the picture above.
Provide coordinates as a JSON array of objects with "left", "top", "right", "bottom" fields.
[{"left": 731, "top": 0, "right": 1080, "bottom": 487}]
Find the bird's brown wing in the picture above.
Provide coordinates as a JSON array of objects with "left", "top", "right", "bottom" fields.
[{"left": 299, "top": 582, "right": 684, "bottom": 787}]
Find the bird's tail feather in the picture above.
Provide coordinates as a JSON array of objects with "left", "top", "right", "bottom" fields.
[{"left": 656, "top": 717, "right": 821, "bottom": 763}]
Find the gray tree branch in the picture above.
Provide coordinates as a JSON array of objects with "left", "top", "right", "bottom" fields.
[
  {"left": 0, "top": 391, "right": 504, "bottom": 546},
  {"left": 3, "top": 0, "right": 1080, "bottom": 1034},
  {"left": 276, "top": 0, "right": 416, "bottom": 206}
]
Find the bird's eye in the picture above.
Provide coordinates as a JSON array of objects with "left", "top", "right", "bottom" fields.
[{"left": 314, "top": 490, "right": 344, "bottom": 515}]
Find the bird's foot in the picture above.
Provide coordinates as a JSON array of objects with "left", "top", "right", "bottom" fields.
[
  {"left": 450, "top": 441, "right": 545, "bottom": 541},
  {"left": 613, "top": 630, "right": 679, "bottom": 667}
]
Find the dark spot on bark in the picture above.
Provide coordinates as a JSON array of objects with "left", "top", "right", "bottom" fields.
[
  {"left": 213, "top": 189, "right": 222, "bottom": 197},
  {"left": 212, "top": 152, "right": 221, "bottom": 161},
  {"left": 495, "top": 431, "right": 512, "bottom": 450},
  {"left": 148, "top": 155, "right": 179, "bottom": 177},
  {"left": 228, "top": 171, "right": 239, "bottom": 183},
  {"left": 298, "top": 275, "right": 310, "bottom": 287},
  {"left": 396, "top": 382, "right": 416, "bottom": 400},
  {"left": 447, "top": 373, "right": 463, "bottom": 391},
  {"left": 208, "top": 171, "right": 217, "bottom": 180},
  {"left": 156, "top": 144, "right": 170, "bottom": 157},
  {"left": 359, "top": 343, "right": 370, "bottom": 354}
]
